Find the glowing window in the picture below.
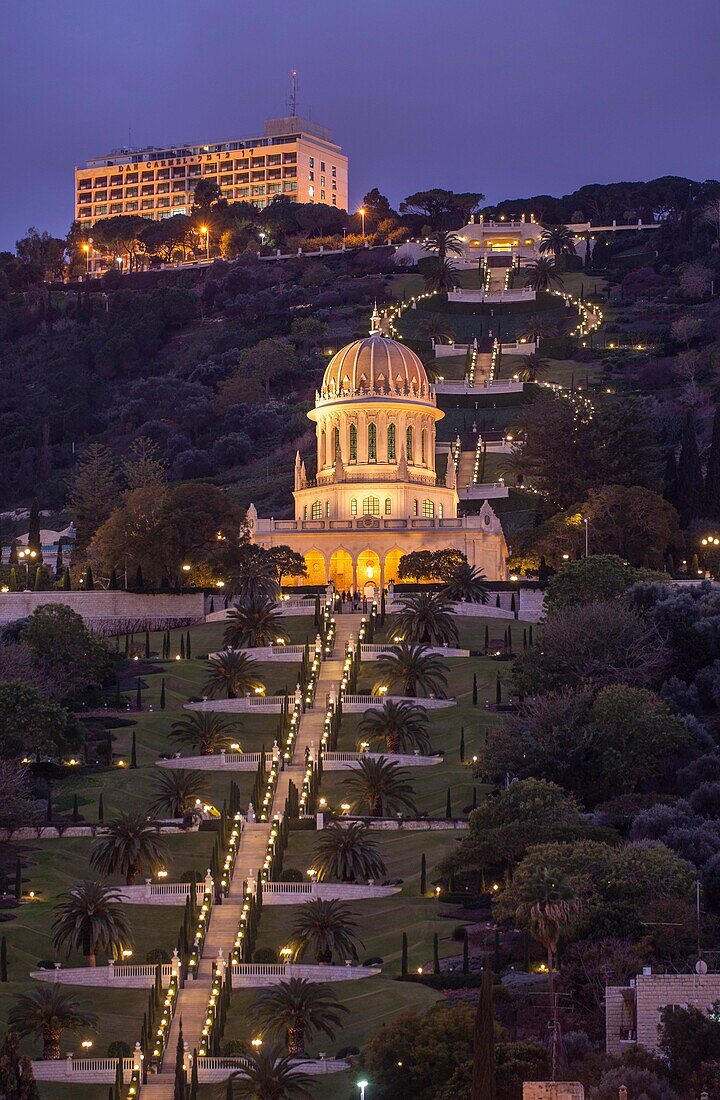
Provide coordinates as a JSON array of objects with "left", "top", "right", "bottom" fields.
[
  {"left": 406, "top": 427, "right": 414, "bottom": 463},
  {"left": 387, "top": 423, "right": 396, "bottom": 461},
  {"left": 333, "top": 427, "right": 340, "bottom": 459},
  {"left": 413, "top": 499, "right": 419, "bottom": 517},
  {"left": 311, "top": 501, "right": 322, "bottom": 520},
  {"left": 421, "top": 430, "right": 427, "bottom": 464},
  {"left": 325, "top": 501, "right": 330, "bottom": 518},
  {"left": 438, "top": 503, "right": 444, "bottom": 519},
  {"left": 368, "top": 423, "right": 377, "bottom": 462},
  {"left": 362, "top": 496, "right": 380, "bottom": 516},
  {"left": 351, "top": 499, "right": 358, "bottom": 516},
  {"left": 384, "top": 497, "right": 392, "bottom": 515},
  {"left": 349, "top": 424, "right": 357, "bottom": 462},
  {"left": 422, "top": 500, "right": 435, "bottom": 518}
]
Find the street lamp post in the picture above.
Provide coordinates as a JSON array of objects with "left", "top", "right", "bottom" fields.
[
  {"left": 17, "top": 549, "right": 37, "bottom": 590},
  {"left": 357, "top": 1081, "right": 368, "bottom": 1100},
  {"left": 358, "top": 207, "right": 366, "bottom": 239},
  {"left": 82, "top": 241, "right": 91, "bottom": 276},
  {"left": 200, "top": 226, "right": 210, "bottom": 261}
]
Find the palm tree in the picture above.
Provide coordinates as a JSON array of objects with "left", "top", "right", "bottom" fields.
[
  {"left": 292, "top": 898, "right": 363, "bottom": 964},
  {"left": 538, "top": 225, "right": 576, "bottom": 257},
  {"left": 224, "top": 596, "right": 287, "bottom": 649},
  {"left": 252, "top": 978, "right": 348, "bottom": 1056},
  {"left": 392, "top": 592, "right": 459, "bottom": 646},
  {"left": 90, "top": 812, "right": 167, "bottom": 885},
  {"left": 358, "top": 699, "right": 431, "bottom": 754},
  {"left": 518, "top": 317, "right": 565, "bottom": 345},
  {"left": 524, "top": 258, "right": 564, "bottom": 293},
  {"left": 203, "top": 650, "right": 262, "bottom": 699},
  {"left": 343, "top": 756, "right": 418, "bottom": 818},
  {"left": 426, "top": 230, "right": 464, "bottom": 262},
  {"left": 517, "top": 866, "right": 580, "bottom": 1002},
  {"left": 148, "top": 769, "right": 209, "bottom": 818},
  {"left": 422, "top": 257, "right": 460, "bottom": 295},
  {"left": 8, "top": 986, "right": 98, "bottom": 1060},
  {"left": 442, "top": 562, "right": 490, "bottom": 604},
  {"left": 419, "top": 314, "right": 456, "bottom": 345},
  {"left": 228, "top": 1046, "right": 313, "bottom": 1100},
  {"left": 51, "top": 881, "right": 131, "bottom": 967},
  {"left": 170, "top": 711, "right": 238, "bottom": 756},
  {"left": 375, "top": 642, "right": 449, "bottom": 698},
  {"left": 516, "top": 353, "right": 551, "bottom": 382},
  {"left": 232, "top": 554, "right": 281, "bottom": 602},
  {"left": 313, "top": 822, "right": 388, "bottom": 883}
]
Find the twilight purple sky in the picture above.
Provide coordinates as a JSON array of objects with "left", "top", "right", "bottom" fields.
[{"left": 2, "top": 0, "right": 719, "bottom": 250}]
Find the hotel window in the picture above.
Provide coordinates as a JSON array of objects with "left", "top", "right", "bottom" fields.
[
  {"left": 157, "top": 198, "right": 170, "bottom": 208},
  {"left": 172, "top": 195, "right": 185, "bottom": 206},
  {"left": 251, "top": 170, "right": 266, "bottom": 182},
  {"left": 141, "top": 200, "right": 154, "bottom": 211},
  {"left": 235, "top": 158, "right": 249, "bottom": 170},
  {"left": 110, "top": 174, "right": 122, "bottom": 186},
  {"left": 311, "top": 501, "right": 322, "bottom": 520},
  {"left": 308, "top": 186, "right": 315, "bottom": 198},
  {"left": 141, "top": 185, "right": 154, "bottom": 196},
  {"left": 283, "top": 182, "right": 297, "bottom": 193},
  {"left": 283, "top": 153, "right": 297, "bottom": 164},
  {"left": 309, "top": 157, "right": 314, "bottom": 168},
  {"left": 110, "top": 188, "right": 123, "bottom": 199},
  {"left": 172, "top": 167, "right": 186, "bottom": 178},
  {"left": 94, "top": 204, "right": 107, "bottom": 216},
  {"left": 236, "top": 187, "right": 250, "bottom": 198},
  {"left": 422, "top": 500, "right": 435, "bottom": 518},
  {"left": 368, "top": 423, "right": 377, "bottom": 461},
  {"left": 157, "top": 183, "right": 170, "bottom": 194},
  {"left": 325, "top": 501, "right": 331, "bottom": 518},
  {"left": 332, "top": 166, "right": 337, "bottom": 177},
  {"left": 413, "top": 499, "right": 419, "bottom": 516},
  {"left": 267, "top": 154, "right": 281, "bottom": 165},
  {"left": 349, "top": 424, "right": 357, "bottom": 462},
  {"left": 320, "top": 190, "right": 326, "bottom": 201},
  {"left": 78, "top": 207, "right": 92, "bottom": 218},
  {"left": 78, "top": 179, "right": 92, "bottom": 190},
  {"left": 125, "top": 186, "right": 138, "bottom": 198},
  {"left": 303, "top": 505, "right": 307, "bottom": 520},
  {"left": 141, "top": 171, "right": 154, "bottom": 182},
  {"left": 351, "top": 499, "right": 358, "bottom": 516},
  {"left": 363, "top": 496, "right": 380, "bottom": 516},
  {"left": 203, "top": 164, "right": 218, "bottom": 175},
  {"left": 309, "top": 171, "right": 314, "bottom": 181},
  {"left": 110, "top": 203, "right": 123, "bottom": 214},
  {"left": 251, "top": 186, "right": 265, "bottom": 197},
  {"left": 125, "top": 173, "right": 138, "bottom": 184},
  {"left": 126, "top": 201, "right": 138, "bottom": 211},
  {"left": 235, "top": 172, "right": 249, "bottom": 184},
  {"left": 320, "top": 161, "right": 326, "bottom": 171},
  {"left": 94, "top": 189, "right": 107, "bottom": 201},
  {"left": 320, "top": 175, "right": 326, "bottom": 187},
  {"left": 220, "top": 174, "right": 233, "bottom": 185},
  {"left": 387, "top": 424, "right": 396, "bottom": 461},
  {"left": 94, "top": 176, "right": 108, "bottom": 187},
  {"left": 384, "top": 498, "right": 392, "bottom": 515},
  {"left": 251, "top": 156, "right": 266, "bottom": 167},
  {"left": 406, "top": 427, "right": 414, "bottom": 463},
  {"left": 188, "top": 165, "right": 201, "bottom": 177}
]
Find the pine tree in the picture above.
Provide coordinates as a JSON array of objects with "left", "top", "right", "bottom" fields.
[
  {"left": 706, "top": 405, "right": 720, "bottom": 520},
  {"left": 420, "top": 853, "right": 427, "bottom": 895},
  {"left": 471, "top": 970, "right": 496, "bottom": 1100},
  {"left": 691, "top": 553, "right": 701, "bottom": 577},
  {"left": 459, "top": 727, "right": 465, "bottom": 762},
  {"left": 677, "top": 411, "right": 704, "bottom": 527},
  {"left": 401, "top": 932, "right": 408, "bottom": 975},
  {"left": 472, "top": 673, "right": 478, "bottom": 706},
  {"left": 445, "top": 788, "right": 452, "bottom": 820},
  {"left": 131, "top": 731, "right": 138, "bottom": 768},
  {"left": 538, "top": 556, "right": 549, "bottom": 586},
  {"left": 0, "top": 1030, "right": 40, "bottom": 1099},
  {"left": 433, "top": 932, "right": 440, "bottom": 975},
  {"left": 0, "top": 935, "right": 7, "bottom": 981},
  {"left": 190, "top": 1048, "right": 199, "bottom": 1100},
  {"left": 68, "top": 442, "right": 119, "bottom": 553},
  {"left": 160, "top": 679, "right": 166, "bottom": 710}
]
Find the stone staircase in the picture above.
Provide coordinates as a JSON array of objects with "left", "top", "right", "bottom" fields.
[{"left": 456, "top": 449, "right": 476, "bottom": 489}]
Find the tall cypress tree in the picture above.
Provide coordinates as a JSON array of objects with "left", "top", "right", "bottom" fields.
[
  {"left": 472, "top": 673, "right": 478, "bottom": 706},
  {"left": 27, "top": 499, "right": 41, "bottom": 555},
  {"left": 471, "top": 970, "right": 496, "bottom": 1100},
  {"left": 445, "top": 788, "right": 452, "bottom": 820},
  {"left": 98, "top": 793, "right": 104, "bottom": 823},
  {"left": 663, "top": 450, "right": 680, "bottom": 511},
  {"left": 420, "top": 853, "right": 427, "bottom": 895},
  {"left": 433, "top": 932, "right": 440, "bottom": 975},
  {"left": 136, "top": 680, "right": 142, "bottom": 710},
  {"left": 459, "top": 727, "right": 465, "bottom": 762},
  {"left": 85, "top": 566, "right": 95, "bottom": 591},
  {"left": 160, "top": 679, "right": 166, "bottom": 710},
  {"left": 401, "top": 932, "right": 408, "bottom": 975},
  {"left": 677, "top": 411, "right": 704, "bottom": 527},
  {"left": 131, "top": 731, "right": 138, "bottom": 768},
  {"left": 186, "top": 631, "right": 192, "bottom": 659},
  {"left": 63, "top": 566, "right": 71, "bottom": 590},
  {"left": 705, "top": 405, "right": 720, "bottom": 521},
  {"left": 145, "top": 631, "right": 151, "bottom": 659},
  {"left": 72, "top": 795, "right": 79, "bottom": 823},
  {"left": 463, "top": 929, "right": 470, "bottom": 974},
  {"left": 109, "top": 567, "right": 119, "bottom": 591},
  {"left": 0, "top": 935, "right": 7, "bottom": 981},
  {"left": 496, "top": 677, "right": 502, "bottom": 706},
  {"left": 14, "top": 859, "right": 22, "bottom": 901}
]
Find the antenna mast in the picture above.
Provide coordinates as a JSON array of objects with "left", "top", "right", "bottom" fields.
[{"left": 290, "top": 69, "right": 297, "bottom": 117}]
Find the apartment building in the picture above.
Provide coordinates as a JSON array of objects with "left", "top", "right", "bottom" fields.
[
  {"left": 74, "top": 116, "right": 348, "bottom": 231},
  {"left": 606, "top": 967, "right": 720, "bottom": 1056}
]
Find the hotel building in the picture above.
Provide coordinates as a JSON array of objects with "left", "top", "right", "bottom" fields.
[{"left": 74, "top": 116, "right": 348, "bottom": 231}]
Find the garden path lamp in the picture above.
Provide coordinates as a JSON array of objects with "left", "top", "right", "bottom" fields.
[{"left": 357, "top": 1081, "right": 368, "bottom": 1100}]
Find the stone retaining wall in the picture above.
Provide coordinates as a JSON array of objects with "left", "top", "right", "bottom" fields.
[{"left": 0, "top": 591, "right": 205, "bottom": 631}]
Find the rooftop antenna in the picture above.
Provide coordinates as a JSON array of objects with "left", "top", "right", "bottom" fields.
[{"left": 290, "top": 69, "right": 297, "bottom": 117}]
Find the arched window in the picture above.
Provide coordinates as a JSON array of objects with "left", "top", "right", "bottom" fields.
[
  {"left": 438, "top": 503, "right": 444, "bottom": 519},
  {"left": 303, "top": 505, "right": 307, "bottom": 520},
  {"left": 320, "top": 429, "right": 326, "bottom": 467},
  {"left": 413, "top": 499, "right": 419, "bottom": 517},
  {"left": 351, "top": 498, "right": 358, "bottom": 516},
  {"left": 384, "top": 497, "right": 392, "bottom": 515},
  {"left": 387, "top": 423, "right": 396, "bottom": 461},
  {"left": 422, "top": 499, "right": 435, "bottom": 518},
  {"left": 311, "top": 500, "right": 322, "bottom": 520},
  {"left": 325, "top": 501, "right": 331, "bottom": 518},
  {"left": 406, "top": 426, "right": 414, "bottom": 463},
  {"left": 349, "top": 424, "right": 358, "bottom": 462},
  {"left": 333, "top": 427, "right": 340, "bottom": 460},
  {"left": 368, "top": 423, "right": 377, "bottom": 462},
  {"left": 363, "top": 496, "right": 380, "bottom": 516},
  {"left": 421, "top": 429, "right": 427, "bottom": 464}
]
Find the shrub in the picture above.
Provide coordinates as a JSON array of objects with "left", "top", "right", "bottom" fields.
[
  {"left": 690, "top": 783, "right": 720, "bottom": 820},
  {"left": 253, "top": 947, "right": 278, "bottom": 964},
  {"left": 452, "top": 925, "right": 470, "bottom": 941},
  {"left": 108, "top": 1040, "right": 132, "bottom": 1057},
  {"left": 146, "top": 948, "right": 170, "bottom": 964},
  {"left": 279, "top": 867, "right": 304, "bottom": 883}
]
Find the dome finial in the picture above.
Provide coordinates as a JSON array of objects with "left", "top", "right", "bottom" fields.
[{"left": 369, "top": 302, "right": 382, "bottom": 335}]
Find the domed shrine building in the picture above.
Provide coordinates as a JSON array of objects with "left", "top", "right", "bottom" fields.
[{"left": 249, "top": 314, "right": 509, "bottom": 592}]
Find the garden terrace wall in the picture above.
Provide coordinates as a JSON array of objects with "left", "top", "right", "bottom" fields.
[{"left": 0, "top": 590, "right": 205, "bottom": 630}]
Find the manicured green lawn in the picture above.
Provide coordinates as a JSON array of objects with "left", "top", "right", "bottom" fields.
[{"left": 221, "top": 830, "right": 463, "bottom": 1055}]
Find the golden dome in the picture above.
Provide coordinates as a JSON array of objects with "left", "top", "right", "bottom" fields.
[{"left": 320, "top": 333, "right": 431, "bottom": 402}]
